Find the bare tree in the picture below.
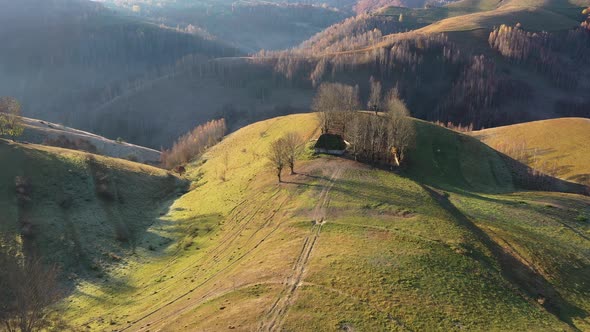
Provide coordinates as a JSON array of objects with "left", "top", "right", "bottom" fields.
[
  {"left": 161, "top": 119, "right": 226, "bottom": 169},
  {"left": 312, "top": 83, "right": 360, "bottom": 134},
  {"left": 267, "top": 138, "right": 287, "bottom": 182},
  {"left": 283, "top": 132, "right": 303, "bottom": 175},
  {"left": 0, "top": 248, "right": 62, "bottom": 332},
  {"left": 385, "top": 90, "right": 415, "bottom": 166},
  {"left": 367, "top": 77, "right": 382, "bottom": 114},
  {"left": 345, "top": 115, "right": 365, "bottom": 161},
  {"left": 0, "top": 97, "right": 25, "bottom": 141}
]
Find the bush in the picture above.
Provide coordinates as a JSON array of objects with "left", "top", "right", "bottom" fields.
[
  {"left": 161, "top": 119, "right": 227, "bottom": 169},
  {"left": 43, "top": 135, "right": 98, "bottom": 153}
]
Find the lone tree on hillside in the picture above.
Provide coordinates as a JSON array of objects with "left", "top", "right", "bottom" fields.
[
  {"left": 0, "top": 97, "right": 24, "bottom": 141},
  {"left": 367, "top": 77, "right": 382, "bottom": 114},
  {"left": 385, "top": 90, "right": 415, "bottom": 166},
  {"left": 268, "top": 138, "right": 287, "bottom": 182},
  {"left": 313, "top": 83, "right": 360, "bottom": 134},
  {"left": 283, "top": 132, "right": 303, "bottom": 175}
]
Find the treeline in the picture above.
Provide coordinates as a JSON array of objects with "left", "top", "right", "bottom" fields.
[
  {"left": 291, "top": 14, "right": 406, "bottom": 55},
  {"left": 488, "top": 24, "right": 589, "bottom": 89},
  {"left": 250, "top": 14, "right": 590, "bottom": 128},
  {"left": 161, "top": 119, "right": 227, "bottom": 169},
  {"left": 258, "top": 32, "right": 503, "bottom": 127}
]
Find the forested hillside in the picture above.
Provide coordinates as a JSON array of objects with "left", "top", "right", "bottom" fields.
[
  {"left": 0, "top": 0, "right": 239, "bottom": 147},
  {"left": 252, "top": 0, "right": 590, "bottom": 129},
  {"left": 84, "top": 0, "right": 590, "bottom": 149}
]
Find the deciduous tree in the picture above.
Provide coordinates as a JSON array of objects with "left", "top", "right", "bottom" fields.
[
  {"left": 0, "top": 247, "right": 61, "bottom": 332},
  {"left": 283, "top": 132, "right": 303, "bottom": 174},
  {"left": 267, "top": 138, "right": 288, "bottom": 182},
  {"left": 312, "top": 83, "right": 360, "bottom": 134},
  {"left": 367, "top": 77, "right": 382, "bottom": 114},
  {"left": 385, "top": 90, "right": 415, "bottom": 166}
]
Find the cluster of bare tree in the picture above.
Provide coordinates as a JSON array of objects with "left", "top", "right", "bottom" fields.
[
  {"left": 314, "top": 83, "right": 361, "bottom": 134},
  {"left": 488, "top": 24, "right": 539, "bottom": 62},
  {"left": 267, "top": 133, "right": 303, "bottom": 182},
  {"left": 488, "top": 24, "right": 579, "bottom": 89},
  {"left": 0, "top": 243, "right": 61, "bottom": 332},
  {"left": 313, "top": 82, "right": 415, "bottom": 166},
  {"left": 257, "top": 14, "right": 404, "bottom": 58},
  {"left": 161, "top": 119, "right": 227, "bottom": 169},
  {"left": 437, "top": 55, "right": 497, "bottom": 128}
]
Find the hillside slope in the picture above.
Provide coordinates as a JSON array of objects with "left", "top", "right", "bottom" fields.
[
  {"left": 55, "top": 113, "right": 590, "bottom": 331},
  {"left": 0, "top": 139, "right": 183, "bottom": 278},
  {"left": 20, "top": 117, "right": 161, "bottom": 164},
  {"left": 0, "top": 0, "right": 239, "bottom": 147},
  {"left": 418, "top": 0, "right": 586, "bottom": 32},
  {"left": 472, "top": 118, "right": 590, "bottom": 186}
]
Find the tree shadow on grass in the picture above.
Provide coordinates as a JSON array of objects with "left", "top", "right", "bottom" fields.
[{"left": 422, "top": 185, "right": 588, "bottom": 329}]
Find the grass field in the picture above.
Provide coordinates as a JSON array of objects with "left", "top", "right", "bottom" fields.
[
  {"left": 35, "top": 113, "right": 589, "bottom": 331},
  {"left": 472, "top": 118, "right": 590, "bottom": 186},
  {"left": 379, "top": 0, "right": 588, "bottom": 33},
  {"left": 416, "top": 0, "right": 587, "bottom": 33}
]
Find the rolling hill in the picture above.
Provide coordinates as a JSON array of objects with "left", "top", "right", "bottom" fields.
[
  {"left": 20, "top": 117, "right": 161, "bottom": 164},
  {"left": 0, "top": 138, "right": 185, "bottom": 279},
  {"left": 417, "top": 0, "right": 586, "bottom": 32},
  {"left": 472, "top": 118, "right": 590, "bottom": 186},
  {"left": 26, "top": 113, "right": 588, "bottom": 331}
]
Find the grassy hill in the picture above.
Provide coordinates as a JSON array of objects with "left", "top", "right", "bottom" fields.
[
  {"left": 0, "top": 139, "right": 184, "bottom": 278},
  {"left": 472, "top": 118, "right": 590, "bottom": 186},
  {"left": 378, "top": 0, "right": 587, "bottom": 32},
  {"left": 45, "top": 113, "right": 590, "bottom": 331}
]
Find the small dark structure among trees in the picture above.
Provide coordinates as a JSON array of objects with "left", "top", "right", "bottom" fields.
[{"left": 314, "top": 133, "right": 347, "bottom": 155}]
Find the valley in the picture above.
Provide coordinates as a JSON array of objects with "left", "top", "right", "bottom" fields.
[{"left": 1, "top": 0, "right": 590, "bottom": 331}]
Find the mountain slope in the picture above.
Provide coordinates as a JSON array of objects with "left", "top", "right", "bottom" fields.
[
  {"left": 472, "top": 118, "right": 590, "bottom": 186},
  {"left": 55, "top": 113, "right": 590, "bottom": 331},
  {"left": 0, "top": 0, "right": 239, "bottom": 147}
]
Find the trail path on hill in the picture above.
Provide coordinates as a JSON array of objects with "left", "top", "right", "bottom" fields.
[
  {"left": 117, "top": 165, "right": 342, "bottom": 332},
  {"left": 119, "top": 190, "right": 291, "bottom": 332},
  {"left": 258, "top": 167, "right": 343, "bottom": 332}
]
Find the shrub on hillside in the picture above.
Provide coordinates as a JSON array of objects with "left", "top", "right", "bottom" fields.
[
  {"left": 43, "top": 135, "right": 98, "bottom": 154},
  {"left": 161, "top": 119, "right": 227, "bottom": 169}
]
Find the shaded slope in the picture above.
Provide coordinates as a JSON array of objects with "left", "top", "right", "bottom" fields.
[
  {"left": 57, "top": 113, "right": 590, "bottom": 331},
  {"left": 472, "top": 118, "right": 590, "bottom": 186},
  {"left": 0, "top": 139, "right": 184, "bottom": 277},
  {"left": 406, "top": 120, "right": 587, "bottom": 195}
]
